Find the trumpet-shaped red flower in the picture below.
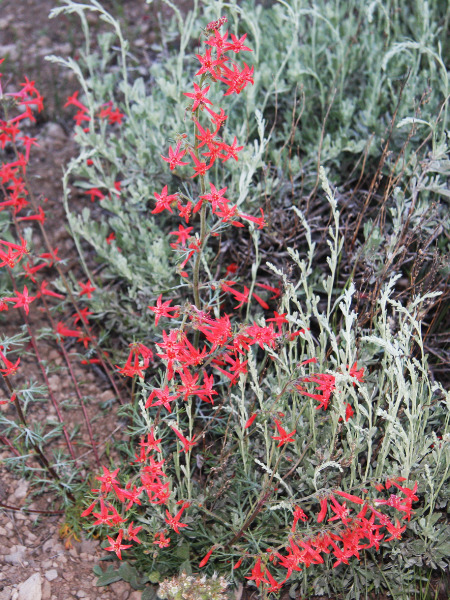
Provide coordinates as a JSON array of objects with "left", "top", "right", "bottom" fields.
[
  {"left": 148, "top": 294, "right": 179, "bottom": 326},
  {"left": 165, "top": 505, "right": 188, "bottom": 534},
  {"left": 170, "top": 424, "right": 197, "bottom": 453},
  {"left": 78, "top": 280, "right": 95, "bottom": 298},
  {"left": 161, "top": 141, "right": 189, "bottom": 170},
  {"left": 224, "top": 33, "right": 252, "bottom": 54},
  {"left": 104, "top": 530, "right": 132, "bottom": 560},
  {"left": 195, "top": 49, "right": 228, "bottom": 77},
  {"left": 246, "top": 558, "right": 268, "bottom": 588},
  {"left": 0, "top": 348, "right": 20, "bottom": 376},
  {"left": 183, "top": 83, "right": 212, "bottom": 111},
  {"left": 153, "top": 531, "right": 170, "bottom": 548},
  {"left": 145, "top": 386, "right": 179, "bottom": 413},
  {"left": 96, "top": 465, "right": 120, "bottom": 493},
  {"left": 152, "top": 185, "right": 178, "bottom": 214},
  {"left": 3, "top": 285, "right": 36, "bottom": 315},
  {"left": 188, "top": 148, "right": 212, "bottom": 178},
  {"left": 271, "top": 419, "right": 296, "bottom": 447}
]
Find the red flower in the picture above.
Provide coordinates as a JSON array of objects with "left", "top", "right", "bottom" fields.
[
  {"left": 2, "top": 285, "right": 36, "bottom": 315},
  {"left": 78, "top": 280, "right": 95, "bottom": 298},
  {"left": 104, "top": 530, "right": 132, "bottom": 560},
  {"left": 199, "top": 546, "right": 215, "bottom": 568},
  {"left": 183, "top": 83, "right": 213, "bottom": 111},
  {"left": 245, "top": 558, "right": 268, "bottom": 588},
  {"left": 165, "top": 505, "right": 188, "bottom": 534},
  {"left": 271, "top": 419, "right": 296, "bottom": 447},
  {"left": 161, "top": 141, "right": 189, "bottom": 170},
  {"left": 170, "top": 424, "right": 197, "bottom": 453},
  {"left": 148, "top": 294, "right": 179, "bottom": 326},
  {"left": 244, "top": 413, "right": 257, "bottom": 429},
  {"left": 152, "top": 185, "right": 178, "bottom": 214}
]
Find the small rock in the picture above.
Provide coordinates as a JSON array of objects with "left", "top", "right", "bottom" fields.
[
  {"left": 45, "top": 569, "right": 58, "bottom": 582},
  {"left": 99, "top": 390, "right": 115, "bottom": 403},
  {"left": 37, "top": 36, "right": 51, "bottom": 48},
  {"left": 56, "top": 43, "right": 72, "bottom": 55},
  {"left": 47, "top": 375, "right": 61, "bottom": 393},
  {"left": 0, "top": 587, "right": 14, "bottom": 600},
  {"left": 110, "top": 581, "right": 129, "bottom": 597},
  {"left": 76, "top": 591, "right": 87, "bottom": 598},
  {"left": 13, "top": 479, "right": 29, "bottom": 500},
  {"left": 18, "top": 573, "right": 42, "bottom": 600},
  {"left": 46, "top": 122, "right": 66, "bottom": 142},
  {"left": 42, "top": 580, "right": 51, "bottom": 600},
  {"left": 79, "top": 538, "right": 98, "bottom": 554},
  {"left": 0, "top": 15, "right": 13, "bottom": 28},
  {"left": 48, "top": 349, "right": 61, "bottom": 362},
  {"left": 0, "top": 44, "right": 18, "bottom": 61},
  {"left": 4, "top": 545, "right": 27, "bottom": 565},
  {"left": 128, "top": 592, "right": 142, "bottom": 600}
]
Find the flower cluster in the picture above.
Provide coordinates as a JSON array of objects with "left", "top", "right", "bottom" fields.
[
  {"left": 242, "top": 481, "right": 418, "bottom": 592},
  {"left": 64, "top": 91, "right": 124, "bottom": 130}
]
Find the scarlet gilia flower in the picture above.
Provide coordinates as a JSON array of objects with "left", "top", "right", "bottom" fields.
[
  {"left": 244, "top": 413, "right": 257, "bottom": 429},
  {"left": 170, "top": 424, "right": 197, "bottom": 453},
  {"left": 345, "top": 403, "right": 354, "bottom": 421},
  {"left": 271, "top": 419, "right": 296, "bottom": 447},
  {"left": 291, "top": 505, "right": 308, "bottom": 531},
  {"left": 317, "top": 497, "right": 328, "bottom": 523},
  {"left": 183, "top": 83, "right": 213, "bottom": 111},
  {"left": 161, "top": 141, "right": 189, "bottom": 170},
  {"left": 78, "top": 280, "right": 95, "bottom": 298},
  {"left": 96, "top": 465, "right": 120, "bottom": 493},
  {"left": 195, "top": 49, "right": 228, "bottom": 78},
  {"left": 199, "top": 546, "right": 215, "bottom": 568},
  {"left": 148, "top": 294, "right": 179, "bottom": 326},
  {"left": 188, "top": 148, "right": 212, "bottom": 178},
  {"left": 84, "top": 188, "right": 105, "bottom": 202},
  {"left": 245, "top": 558, "right": 268, "bottom": 588},
  {"left": 17, "top": 206, "right": 45, "bottom": 224},
  {"left": 349, "top": 361, "right": 365, "bottom": 383},
  {"left": 145, "top": 386, "right": 179, "bottom": 412},
  {"left": 126, "top": 522, "right": 142, "bottom": 544},
  {"left": 0, "top": 348, "right": 20, "bottom": 377},
  {"left": 104, "top": 530, "right": 132, "bottom": 560},
  {"left": 385, "top": 519, "right": 407, "bottom": 541},
  {"left": 98, "top": 104, "right": 124, "bottom": 125},
  {"left": 204, "top": 29, "right": 229, "bottom": 57},
  {"left": 224, "top": 33, "right": 252, "bottom": 54},
  {"left": 39, "top": 280, "right": 65, "bottom": 299},
  {"left": 152, "top": 185, "right": 178, "bottom": 214},
  {"left": 2, "top": 285, "right": 36, "bottom": 315},
  {"left": 154, "top": 531, "right": 171, "bottom": 548},
  {"left": 56, "top": 321, "right": 82, "bottom": 339},
  {"left": 170, "top": 224, "right": 194, "bottom": 248},
  {"left": 117, "top": 343, "right": 152, "bottom": 378},
  {"left": 165, "top": 504, "right": 189, "bottom": 534}
]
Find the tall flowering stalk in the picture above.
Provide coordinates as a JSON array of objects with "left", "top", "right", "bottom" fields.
[{"left": 76, "top": 16, "right": 424, "bottom": 597}]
